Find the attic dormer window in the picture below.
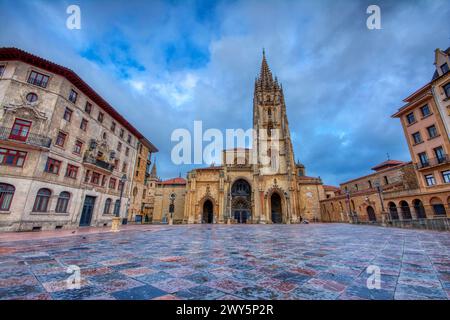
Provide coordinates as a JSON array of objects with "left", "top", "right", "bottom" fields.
[
  {"left": 444, "top": 82, "right": 450, "bottom": 99},
  {"left": 441, "top": 63, "right": 449, "bottom": 74}
]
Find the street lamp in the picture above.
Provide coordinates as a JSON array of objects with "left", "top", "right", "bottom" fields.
[
  {"left": 169, "top": 193, "right": 176, "bottom": 225},
  {"left": 345, "top": 190, "right": 352, "bottom": 223},
  {"left": 284, "top": 192, "right": 290, "bottom": 224},
  {"left": 117, "top": 174, "right": 127, "bottom": 217},
  {"left": 111, "top": 174, "right": 127, "bottom": 232},
  {"left": 374, "top": 181, "right": 389, "bottom": 223},
  {"left": 227, "top": 184, "right": 232, "bottom": 225}
]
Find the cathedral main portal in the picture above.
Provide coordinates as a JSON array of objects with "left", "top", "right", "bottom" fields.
[{"left": 231, "top": 179, "right": 252, "bottom": 224}]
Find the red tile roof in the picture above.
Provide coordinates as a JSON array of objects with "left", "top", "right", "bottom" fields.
[
  {"left": 324, "top": 185, "right": 340, "bottom": 192},
  {"left": 371, "top": 160, "right": 406, "bottom": 172},
  {"left": 0, "top": 47, "right": 157, "bottom": 152},
  {"left": 159, "top": 177, "right": 186, "bottom": 185}
]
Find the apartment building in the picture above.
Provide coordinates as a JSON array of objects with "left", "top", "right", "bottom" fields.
[
  {"left": 128, "top": 140, "right": 158, "bottom": 223},
  {"left": 320, "top": 160, "right": 418, "bottom": 223},
  {"left": 0, "top": 48, "right": 157, "bottom": 231},
  {"left": 390, "top": 47, "right": 450, "bottom": 219}
]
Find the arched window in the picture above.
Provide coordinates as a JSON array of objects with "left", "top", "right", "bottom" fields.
[
  {"left": 0, "top": 183, "right": 15, "bottom": 211},
  {"left": 430, "top": 197, "right": 446, "bottom": 216},
  {"left": 33, "top": 188, "right": 51, "bottom": 212},
  {"left": 388, "top": 202, "right": 399, "bottom": 220},
  {"left": 413, "top": 199, "right": 426, "bottom": 219},
  {"left": 26, "top": 92, "right": 38, "bottom": 103},
  {"left": 103, "top": 198, "right": 112, "bottom": 214},
  {"left": 113, "top": 199, "right": 120, "bottom": 215},
  {"left": 366, "top": 206, "right": 377, "bottom": 222},
  {"left": 399, "top": 200, "right": 412, "bottom": 220},
  {"left": 55, "top": 192, "right": 70, "bottom": 213},
  {"left": 271, "top": 150, "right": 278, "bottom": 171}
]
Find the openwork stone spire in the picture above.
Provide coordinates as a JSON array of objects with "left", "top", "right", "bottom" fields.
[
  {"left": 256, "top": 49, "right": 283, "bottom": 92},
  {"left": 257, "top": 49, "right": 275, "bottom": 89},
  {"left": 150, "top": 160, "right": 158, "bottom": 178}
]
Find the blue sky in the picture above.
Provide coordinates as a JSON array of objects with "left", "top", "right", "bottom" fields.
[{"left": 1, "top": 0, "right": 449, "bottom": 185}]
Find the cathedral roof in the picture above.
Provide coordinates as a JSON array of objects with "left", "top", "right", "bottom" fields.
[
  {"left": 371, "top": 159, "right": 406, "bottom": 172},
  {"left": 195, "top": 166, "right": 222, "bottom": 171},
  {"left": 324, "top": 185, "right": 340, "bottom": 192},
  {"left": 159, "top": 177, "right": 186, "bottom": 185}
]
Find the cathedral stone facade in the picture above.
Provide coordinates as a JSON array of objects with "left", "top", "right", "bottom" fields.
[{"left": 180, "top": 53, "right": 324, "bottom": 224}]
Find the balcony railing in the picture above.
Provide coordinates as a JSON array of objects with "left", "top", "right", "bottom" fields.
[
  {"left": 0, "top": 126, "right": 51, "bottom": 148},
  {"left": 83, "top": 155, "right": 114, "bottom": 172},
  {"left": 322, "top": 204, "right": 449, "bottom": 231},
  {"left": 416, "top": 154, "right": 449, "bottom": 169}
]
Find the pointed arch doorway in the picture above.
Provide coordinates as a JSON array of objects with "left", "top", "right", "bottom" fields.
[
  {"left": 202, "top": 200, "right": 214, "bottom": 223},
  {"left": 271, "top": 193, "right": 282, "bottom": 223},
  {"left": 231, "top": 179, "right": 252, "bottom": 224},
  {"left": 366, "top": 206, "right": 377, "bottom": 222}
]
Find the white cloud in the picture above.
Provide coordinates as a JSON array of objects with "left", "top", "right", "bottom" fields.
[
  {"left": 128, "top": 79, "right": 146, "bottom": 92},
  {"left": 150, "top": 72, "right": 199, "bottom": 108}
]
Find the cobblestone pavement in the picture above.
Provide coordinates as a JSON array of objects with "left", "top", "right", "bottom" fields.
[{"left": 0, "top": 224, "right": 449, "bottom": 300}]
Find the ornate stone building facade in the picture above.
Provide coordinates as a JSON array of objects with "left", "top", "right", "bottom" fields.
[
  {"left": 388, "top": 46, "right": 450, "bottom": 221},
  {"left": 320, "top": 46, "right": 450, "bottom": 228},
  {"left": 0, "top": 48, "right": 157, "bottom": 231},
  {"left": 182, "top": 53, "right": 324, "bottom": 224},
  {"left": 320, "top": 160, "right": 419, "bottom": 223},
  {"left": 128, "top": 139, "right": 158, "bottom": 223},
  {"left": 153, "top": 176, "right": 187, "bottom": 224}
]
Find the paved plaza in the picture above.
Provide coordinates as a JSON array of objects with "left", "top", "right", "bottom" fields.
[{"left": 0, "top": 223, "right": 449, "bottom": 300}]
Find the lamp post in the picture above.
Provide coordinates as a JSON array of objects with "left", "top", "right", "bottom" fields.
[
  {"left": 374, "top": 181, "right": 388, "bottom": 224},
  {"left": 111, "top": 174, "right": 127, "bottom": 232},
  {"left": 284, "top": 192, "right": 291, "bottom": 224},
  {"left": 169, "top": 193, "right": 176, "bottom": 225},
  {"left": 227, "top": 186, "right": 232, "bottom": 225},
  {"left": 345, "top": 190, "right": 352, "bottom": 223}
]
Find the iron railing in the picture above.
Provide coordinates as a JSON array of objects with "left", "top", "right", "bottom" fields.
[
  {"left": 322, "top": 204, "right": 450, "bottom": 231},
  {"left": 416, "top": 154, "right": 449, "bottom": 169},
  {"left": 0, "top": 126, "right": 51, "bottom": 148},
  {"left": 83, "top": 155, "right": 114, "bottom": 172}
]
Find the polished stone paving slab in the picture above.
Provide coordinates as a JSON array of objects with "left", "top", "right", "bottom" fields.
[{"left": 0, "top": 224, "right": 449, "bottom": 300}]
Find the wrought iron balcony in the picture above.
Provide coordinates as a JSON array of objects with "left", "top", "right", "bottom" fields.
[
  {"left": 0, "top": 126, "right": 51, "bottom": 148},
  {"left": 416, "top": 155, "right": 449, "bottom": 169},
  {"left": 83, "top": 155, "right": 114, "bottom": 172}
]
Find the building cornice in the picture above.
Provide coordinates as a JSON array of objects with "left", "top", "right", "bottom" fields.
[{"left": 0, "top": 47, "right": 157, "bottom": 150}]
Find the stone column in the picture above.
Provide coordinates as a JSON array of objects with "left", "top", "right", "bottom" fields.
[
  {"left": 265, "top": 193, "right": 270, "bottom": 223},
  {"left": 259, "top": 191, "right": 265, "bottom": 223}
]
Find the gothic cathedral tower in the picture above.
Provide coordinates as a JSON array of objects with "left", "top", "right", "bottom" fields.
[
  {"left": 184, "top": 50, "right": 324, "bottom": 225},
  {"left": 253, "top": 50, "right": 296, "bottom": 178}
]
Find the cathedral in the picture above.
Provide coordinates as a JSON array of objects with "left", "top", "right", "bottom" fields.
[{"left": 168, "top": 52, "right": 325, "bottom": 224}]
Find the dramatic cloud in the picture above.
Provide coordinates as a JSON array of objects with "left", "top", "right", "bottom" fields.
[{"left": 1, "top": 0, "right": 449, "bottom": 185}]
